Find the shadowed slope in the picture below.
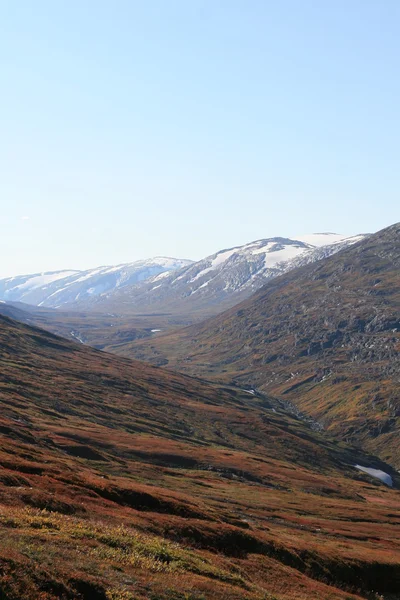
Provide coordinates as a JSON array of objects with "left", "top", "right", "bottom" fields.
[{"left": 118, "top": 223, "right": 400, "bottom": 468}]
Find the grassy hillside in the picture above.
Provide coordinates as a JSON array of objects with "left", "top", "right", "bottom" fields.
[
  {"left": 1, "top": 314, "right": 400, "bottom": 599},
  {"left": 116, "top": 224, "right": 400, "bottom": 468}
]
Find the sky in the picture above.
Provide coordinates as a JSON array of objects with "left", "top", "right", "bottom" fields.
[{"left": 0, "top": 0, "right": 399, "bottom": 277}]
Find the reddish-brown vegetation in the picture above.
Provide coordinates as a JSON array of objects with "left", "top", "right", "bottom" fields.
[{"left": 0, "top": 314, "right": 399, "bottom": 599}]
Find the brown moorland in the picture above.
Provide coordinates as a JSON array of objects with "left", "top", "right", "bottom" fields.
[
  {"left": 117, "top": 223, "right": 400, "bottom": 469},
  {"left": 0, "top": 314, "right": 399, "bottom": 599}
]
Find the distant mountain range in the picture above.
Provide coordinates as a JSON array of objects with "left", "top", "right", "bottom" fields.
[
  {"left": 0, "top": 233, "right": 367, "bottom": 317},
  {"left": 0, "top": 257, "right": 191, "bottom": 308}
]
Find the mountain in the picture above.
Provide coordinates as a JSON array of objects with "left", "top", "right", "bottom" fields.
[
  {"left": 0, "top": 313, "right": 399, "bottom": 600},
  {"left": 74, "top": 233, "right": 367, "bottom": 319},
  {"left": 0, "top": 235, "right": 368, "bottom": 361},
  {"left": 0, "top": 235, "right": 365, "bottom": 328},
  {"left": 120, "top": 223, "right": 400, "bottom": 468},
  {"left": 0, "top": 257, "right": 192, "bottom": 308}
]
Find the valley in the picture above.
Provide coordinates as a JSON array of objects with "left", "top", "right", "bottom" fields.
[
  {"left": 108, "top": 224, "right": 400, "bottom": 470},
  {"left": 1, "top": 224, "right": 399, "bottom": 599}
]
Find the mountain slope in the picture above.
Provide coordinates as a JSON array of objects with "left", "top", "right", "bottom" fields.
[
  {"left": 1, "top": 315, "right": 400, "bottom": 599},
  {"left": 121, "top": 223, "right": 400, "bottom": 468},
  {"left": 0, "top": 257, "right": 192, "bottom": 308},
  {"left": 78, "top": 233, "right": 367, "bottom": 320}
]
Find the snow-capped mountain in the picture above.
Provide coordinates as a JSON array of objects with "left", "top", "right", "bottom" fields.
[
  {"left": 0, "top": 234, "right": 368, "bottom": 315},
  {"left": 81, "top": 233, "right": 368, "bottom": 316},
  {"left": 0, "top": 257, "right": 192, "bottom": 308}
]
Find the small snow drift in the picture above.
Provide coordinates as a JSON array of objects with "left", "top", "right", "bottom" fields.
[{"left": 355, "top": 465, "right": 393, "bottom": 487}]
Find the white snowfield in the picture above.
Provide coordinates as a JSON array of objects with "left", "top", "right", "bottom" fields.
[
  {"left": 10, "top": 271, "right": 80, "bottom": 292},
  {"left": 301, "top": 233, "right": 366, "bottom": 248},
  {"left": 152, "top": 271, "right": 173, "bottom": 282},
  {"left": 295, "top": 233, "right": 356, "bottom": 247},
  {"left": 355, "top": 465, "right": 393, "bottom": 487}
]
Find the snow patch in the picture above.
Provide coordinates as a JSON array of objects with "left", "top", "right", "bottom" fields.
[
  {"left": 8, "top": 271, "right": 79, "bottom": 292},
  {"left": 152, "top": 271, "right": 172, "bottom": 282},
  {"left": 70, "top": 331, "right": 85, "bottom": 344},
  {"left": 355, "top": 465, "right": 393, "bottom": 487},
  {"left": 260, "top": 244, "right": 306, "bottom": 268},
  {"left": 190, "top": 248, "right": 239, "bottom": 283}
]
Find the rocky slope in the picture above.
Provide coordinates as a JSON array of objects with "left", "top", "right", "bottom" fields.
[{"left": 119, "top": 223, "right": 400, "bottom": 468}]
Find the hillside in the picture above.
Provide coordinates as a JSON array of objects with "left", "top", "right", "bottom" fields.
[
  {"left": 0, "top": 314, "right": 399, "bottom": 599},
  {"left": 81, "top": 233, "right": 366, "bottom": 320},
  {"left": 120, "top": 223, "right": 400, "bottom": 468}
]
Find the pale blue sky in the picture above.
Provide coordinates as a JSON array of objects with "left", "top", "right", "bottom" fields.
[{"left": 1, "top": 0, "right": 399, "bottom": 277}]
